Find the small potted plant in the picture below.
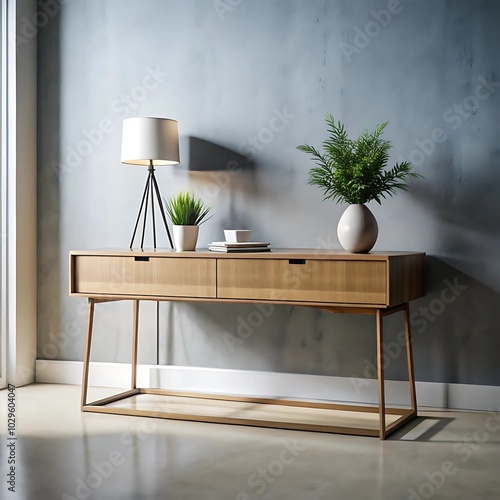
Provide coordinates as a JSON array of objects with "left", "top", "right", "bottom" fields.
[
  {"left": 164, "top": 192, "right": 212, "bottom": 251},
  {"left": 297, "top": 113, "right": 421, "bottom": 252}
]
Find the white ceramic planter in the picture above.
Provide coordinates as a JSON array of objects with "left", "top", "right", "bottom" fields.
[
  {"left": 337, "top": 204, "right": 378, "bottom": 253},
  {"left": 172, "top": 225, "right": 199, "bottom": 251}
]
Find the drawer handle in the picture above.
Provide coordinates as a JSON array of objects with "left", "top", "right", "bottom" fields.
[
  {"left": 289, "top": 259, "right": 306, "bottom": 265},
  {"left": 134, "top": 256, "right": 150, "bottom": 262}
]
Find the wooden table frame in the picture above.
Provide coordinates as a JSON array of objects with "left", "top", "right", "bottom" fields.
[
  {"left": 80, "top": 298, "right": 417, "bottom": 440},
  {"left": 72, "top": 249, "right": 424, "bottom": 440}
]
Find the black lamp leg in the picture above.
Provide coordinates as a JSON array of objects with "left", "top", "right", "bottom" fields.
[
  {"left": 129, "top": 174, "right": 151, "bottom": 249},
  {"left": 139, "top": 178, "right": 150, "bottom": 250},
  {"left": 129, "top": 162, "right": 174, "bottom": 250},
  {"left": 150, "top": 171, "right": 157, "bottom": 249},
  {"left": 151, "top": 172, "right": 174, "bottom": 249}
]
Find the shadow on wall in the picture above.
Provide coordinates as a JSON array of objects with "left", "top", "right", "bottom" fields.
[
  {"left": 281, "top": 256, "right": 500, "bottom": 386},
  {"left": 178, "top": 136, "right": 258, "bottom": 230},
  {"left": 277, "top": 256, "right": 500, "bottom": 387},
  {"left": 394, "top": 154, "right": 500, "bottom": 386},
  {"left": 408, "top": 257, "right": 500, "bottom": 387},
  {"left": 37, "top": 7, "right": 62, "bottom": 360},
  {"left": 409, "top": 156, "right": 500, "bottom": 294},
  {"left": 180, "top": 136, "right": 254, "bottom": 172}
]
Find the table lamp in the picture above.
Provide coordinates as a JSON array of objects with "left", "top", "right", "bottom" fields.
[{"left": 121, "top": 117, "right": 180, "bottom": 249}]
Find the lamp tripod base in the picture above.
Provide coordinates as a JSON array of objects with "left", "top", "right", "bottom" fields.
[{"left": 130, "top": 162, "right": 173, "bottom": 250}]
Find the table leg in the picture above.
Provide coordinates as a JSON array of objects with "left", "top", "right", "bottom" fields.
[
  {"left": 404, "top": 303, "right": 417, "bottom": 413},
  {"left": 131, "top": 300, "right": 140, "bottom": 390},
  {"left": 376, "top": 309, "right": 386, "bottom": 439},
  {"left": 81, "top": 298, "right": 95, "bottom": 408}
]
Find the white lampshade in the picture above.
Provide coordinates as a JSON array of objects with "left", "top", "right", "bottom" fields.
[{"left": 121, "top": 117, "right": 180, "bottom": 166}]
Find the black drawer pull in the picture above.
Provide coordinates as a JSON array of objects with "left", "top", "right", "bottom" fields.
[
  {"left": 289, "top": 259, "right": 306, "bottom": 265},
  {"left": 134, "top": 256, "right": 150, "bottom": 262}
]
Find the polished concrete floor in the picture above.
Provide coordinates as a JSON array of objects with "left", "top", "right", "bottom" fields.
[{"left": 1, "top": 384, "right": 500, "bottom": 500}]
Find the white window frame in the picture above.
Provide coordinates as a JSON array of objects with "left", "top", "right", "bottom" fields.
[
  {"left": 0, "top": 0, "right": 6, "bottom": 389},
  {"left": 1, "top": 0, "right": 37, "bottom": 388}
]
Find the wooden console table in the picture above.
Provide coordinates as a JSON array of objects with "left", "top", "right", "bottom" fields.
[{"left": 69, "top": 249, "right": 425, "bottom": 439}]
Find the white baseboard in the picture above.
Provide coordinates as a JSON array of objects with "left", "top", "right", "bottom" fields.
[{"left": 35, "top": 359, "right": 500, "bottom": 412}]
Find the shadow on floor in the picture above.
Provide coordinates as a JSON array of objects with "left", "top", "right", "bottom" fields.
[{"left": 390, "top": 415, "right": 455, "bottom": 441}]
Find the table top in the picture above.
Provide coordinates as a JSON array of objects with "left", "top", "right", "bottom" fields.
[{"left": 70, "top": 248, "right": 425, "bottom": 261}]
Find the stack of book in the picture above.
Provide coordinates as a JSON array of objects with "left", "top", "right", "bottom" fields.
[{"left": 208, "top": 241, "right": 271, "bottom": 253}]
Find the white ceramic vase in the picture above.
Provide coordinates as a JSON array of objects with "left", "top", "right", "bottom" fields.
[
  {"left": 337, "top": 204, "right": 378, "bottom": 253},
  {"left": 172, "top": 225, "right": 199, "bottom": 251}
]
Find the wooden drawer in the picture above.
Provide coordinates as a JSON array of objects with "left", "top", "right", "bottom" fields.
[
  {"left": 217, "top": 259, "right": 387, "bottom": 305},
  {"left": 72, "top": 256, "right": 216, "bottom": 298}
]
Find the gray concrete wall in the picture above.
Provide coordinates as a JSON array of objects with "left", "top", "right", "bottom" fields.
[{"left": 38, "top": 0, "right": 500, "bottom": 385}]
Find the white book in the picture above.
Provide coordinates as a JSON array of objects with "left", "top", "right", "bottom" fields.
[
  {"left": 208, "top": 246, "right": 271, "bottom": 253},
  {"left": 209, "top": 241, "right": 270, "bottom": 248}
]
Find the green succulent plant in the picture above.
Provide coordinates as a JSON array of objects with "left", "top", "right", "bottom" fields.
[
  {"left": 297, "top": 113, "right": 421, "bottom": 205},
  {"left": 164, "top": 192, "right": 212, "bottom": 226}
]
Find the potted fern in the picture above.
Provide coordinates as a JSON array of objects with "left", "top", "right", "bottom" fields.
[
  {"left": 297, "top": 114, "right": 420, "bottom": 252},
  {"left": 164, "top": 192, "right": 212, "bottom": 251}
]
